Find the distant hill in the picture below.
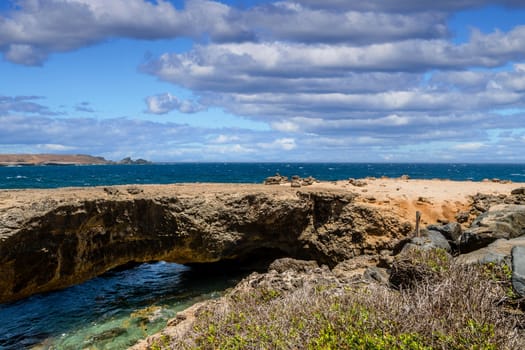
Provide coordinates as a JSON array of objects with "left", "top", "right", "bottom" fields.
[{"left": 0, "top": 154, "right": 151, "bottom": 166}]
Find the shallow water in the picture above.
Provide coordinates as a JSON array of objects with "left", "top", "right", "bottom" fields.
[{"left": 0, "top": 262, "right": 247, "bottom": 349}]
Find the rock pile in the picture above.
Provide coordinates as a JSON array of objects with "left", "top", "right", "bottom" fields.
[
  {"left": 264, "top": 173, "right": 318, "bottom": 187},
  {"left": 263, "top": 173, "right": 288, "bottom": 185}
]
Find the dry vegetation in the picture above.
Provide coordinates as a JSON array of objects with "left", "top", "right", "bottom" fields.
[{"left": 152, "top": 250, "right": 524, "bottom": 350}]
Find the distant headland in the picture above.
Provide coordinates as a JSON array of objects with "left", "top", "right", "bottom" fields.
[{"left": 0, "top": 154, "right": 151, "bottom": 166}]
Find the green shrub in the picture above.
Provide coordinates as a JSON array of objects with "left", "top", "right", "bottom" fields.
[{"left": 161, "top": 250, "right": 524, "bottom": 350}]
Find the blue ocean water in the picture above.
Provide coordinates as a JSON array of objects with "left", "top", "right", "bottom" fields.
[
  {"left": 1, "top": 162, "right": 525, "bottom": 349},
  {"left": 0, "top": 262, "right": 246, "bottom": 350},
  {"left": 1, "top": 163, "right": 525, "bottom": 189}
]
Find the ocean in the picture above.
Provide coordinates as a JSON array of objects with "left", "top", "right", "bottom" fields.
[
  {"left": 1, "top": 163, "right": 525, "bottom": 349},
  {"left": 1, "top": 163, "right": 525, "bottom": 189}
]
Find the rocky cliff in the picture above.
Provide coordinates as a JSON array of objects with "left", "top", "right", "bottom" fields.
[
  {"left": 0, "top": 180, "right": 520, "bottom": 303},
  {"left": 0, "top": 183, "right": 414, "bottom": 303}
]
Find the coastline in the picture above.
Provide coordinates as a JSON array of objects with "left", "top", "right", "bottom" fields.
[
  {"left": 0, "top": 154, "right": 150, "bottom": 166},
  {"left": 1, "top": 178, "right": 522, "bottom": 227},
  {"left": 1, "top": 178, "right": 525, "bottom": 348}
]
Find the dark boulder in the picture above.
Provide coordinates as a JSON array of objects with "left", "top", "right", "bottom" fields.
[
  {"left": 427, "top": 222, "right": 462, "bottom": 243},
  {"left": 511, "top": 187, "right": 525, "bottom": 195},
  {"left": 459, "top": 204, "right": 525, "bottom": 253}
]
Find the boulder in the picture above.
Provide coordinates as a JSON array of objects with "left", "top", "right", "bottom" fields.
[
  {"left": 455, "top": 236, "right": 525, "bottom": 265},
  {"left": 348, "top": 178, "right": 367, "bottom": 187},
  {"left": 511, "top": 187, "right": 525, "bottom": 195},
  {"left": 459, "top": 204, "right": 525, "bottom": 253},
  {"left": 400, "top": 230, "right": 451, "bottom": 254},
  {"left": 264, "top": 173, "right": 288, "bottom": 185},
  {"left": 511, "top": 246, "right": 525, "bottom": 297},
  {"left": 291, "top": 180, "right": 301, "bottom": 187},
  {"left": 427, "top": 222, "right": 462, "bottom": 243}
]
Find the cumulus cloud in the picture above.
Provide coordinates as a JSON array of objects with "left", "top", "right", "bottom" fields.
[
  {"left": 245, "top": 2, "right": 448, "bottom": 44},
  {"left": 0, "top": 0, "right": 253, "bottom": 65},
  {"left": 3, "top": 1, "right": 525, "bottom": 162},
  {"left": 145, "top": 93, "right": 205, "bottom": 114}
]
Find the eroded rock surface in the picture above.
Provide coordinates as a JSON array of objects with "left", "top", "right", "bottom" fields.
[{"left": 0, "top": 184, "right": 410, "bottom": 303}]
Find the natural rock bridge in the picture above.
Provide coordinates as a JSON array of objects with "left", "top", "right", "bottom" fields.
[{"left": 0, "top": 183, "right": 415, "bottom": 303}]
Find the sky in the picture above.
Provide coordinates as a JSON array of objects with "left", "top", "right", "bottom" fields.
[{"left": 1, "top": 0, "right": 525, "bottom": 162}]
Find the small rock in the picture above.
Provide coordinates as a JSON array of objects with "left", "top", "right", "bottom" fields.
[
  {"left": 348, "top": 178, "right": 367, "bottom": 187},
  {"left": 291, "top": 180, "right": 301, "bottom": 188},
  {"left": 103, "top": 187, "right": 120, "bottom": 196},
  {"left": 127, "top": 186, "right": 143, "bottom": 195},
  {"left": 264, "top": 173, "right": 288, "bottom": 185},
  {"left": 400, "top": 174, "right": 410, "bottom": 180},
  {"left": 455, "top": 211, "right": 470, "bottom": 223},
  {"left": 511, "top": 187, "right": 525, "bottom": 195},
  {"left": 363, "top": 266, "right": 390, "bottom": 285},
  {"left": 301, "top": 176, "right": 316, "bottom": 186}
]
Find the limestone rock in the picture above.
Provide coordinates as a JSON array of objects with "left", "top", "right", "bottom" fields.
[
  {"left": 512, "top": 246, "right": 525, "bottom": 297},
  {"left": 264, "top": 173, "right": 288, "bottom": 185},
  {"left": 0, "top": 187, "right": 410, "bottom": 303},
  {"left": 459, "top": 204, "right": 525, "bottom": 253},
  {"left": 348, "top": 178, "right": 367, "bottom": 187},
  {"left": 269, "top": 258, "right": 319, "bottom": 273}
]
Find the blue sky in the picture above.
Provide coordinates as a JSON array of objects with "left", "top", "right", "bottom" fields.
[{"left": 1, "top": 0, "right": 525, "bottom": 162}]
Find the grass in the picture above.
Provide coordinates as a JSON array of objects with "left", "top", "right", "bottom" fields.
[{"left": 150, "top": 250, "right": 524, "bottom": 349}]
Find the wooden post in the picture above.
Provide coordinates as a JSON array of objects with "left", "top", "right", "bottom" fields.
[{"left": 415, "top": 211, "right": 421, "bottom": 237}]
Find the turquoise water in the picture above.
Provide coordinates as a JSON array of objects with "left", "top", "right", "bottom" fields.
[
  {"left": 0, "top": 262, "right": 247, "bottom": 349},
  {"left": 1, "top": 162, "right": 525, "bottom": 349}
]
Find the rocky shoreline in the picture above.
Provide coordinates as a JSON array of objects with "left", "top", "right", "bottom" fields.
[
  {"left": 1, "top": 178, "right": 524, "bottom": 347},
  {"left": 130, "top": 183, "right": 525, "bottom": 349}
]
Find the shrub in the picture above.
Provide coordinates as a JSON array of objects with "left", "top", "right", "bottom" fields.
[{"left": 154, "top": 250, "right": 524, "bottom": 349}]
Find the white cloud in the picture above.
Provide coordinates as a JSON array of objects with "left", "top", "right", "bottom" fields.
[
  {"left": 0, "top": 0, "right": 253, "bottom": 65},
  {"left": 36, "top": 143, "right": 77, "bottom": 151},
  {"left": 452, "top": 142, "right": 485, "bottom": 151},
  {"left": 258, "top": 138, "right": 297, "bottom": 151},
  {"left": 145, "top": 93, "right": 205, "bottom": 114},
  {"left": 213, "top": 134, "right": 241, "bottom": 143}
]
